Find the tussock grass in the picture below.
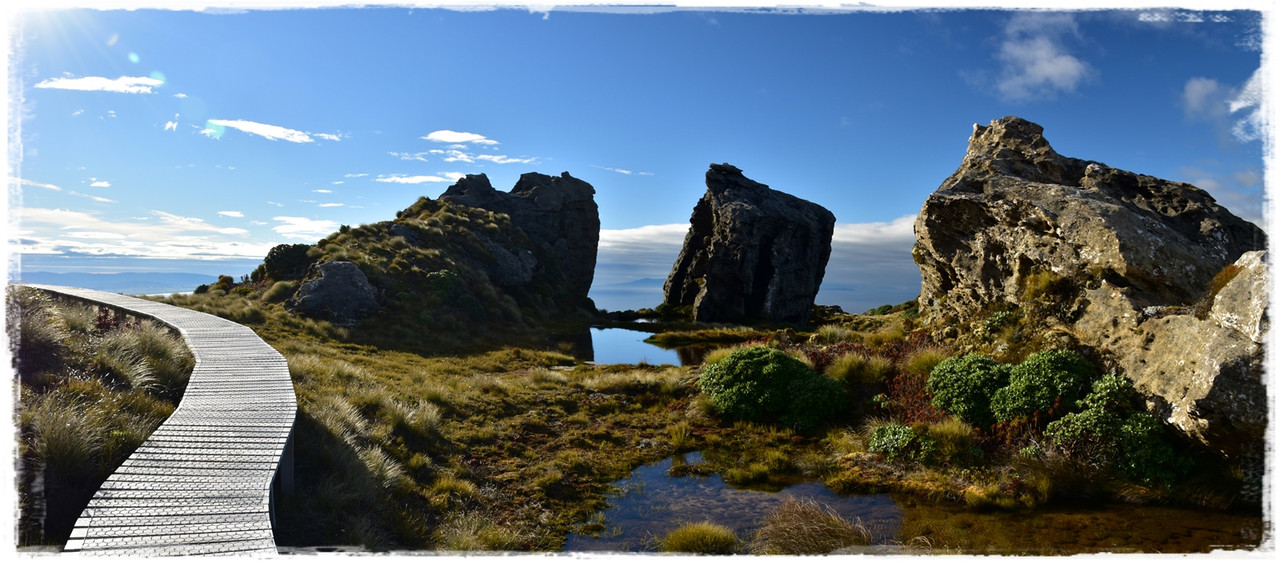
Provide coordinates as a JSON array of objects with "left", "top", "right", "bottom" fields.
[
  {"left": 659, "top": 521, "right": 740, "bottom": 554},
  {"left": 811, "top": 324, "right": 860, "bottom": 344},
  {"left": 826, "top": 352, "right": 894, "bottom": 385},
  {"left": 901, "top": 345, "right": 951, "bottom": 376},
  {"left": 433, "top": 510, "right": 534, "bottom": 551},
  {"left": 750, "top": 497, "right": 871, "bottom": 554}
]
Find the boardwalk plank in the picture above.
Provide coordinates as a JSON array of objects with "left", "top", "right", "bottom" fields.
[{"left": 25, "top": 285, "right": 297, "bottom": 556}]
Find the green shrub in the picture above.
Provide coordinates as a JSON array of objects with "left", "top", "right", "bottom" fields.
[
  {"left": 1045, "top": 374, "right": 1187, "bottom": 485},
  {"left": 659, "top": 522, "right": 739, "bottom": 554},
  {"left": 867, "top": 423, "right": 935, "bottom": 465},
  {"left": 699, "top": 346, "right": 844, "bottom": 431},
  {"left": 750, "top": 497, "right": 870, "bottom": 554},
  {"left": 926, "top": 354, "right": 1010, "bottom": 427},
  {"left": 990, "top": 349, "right": 1094, "bottom": 422}
]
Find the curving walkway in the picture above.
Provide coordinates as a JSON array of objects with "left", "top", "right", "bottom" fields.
[{"left": 25, "top": 285, "right": 297, "bottom": 556}]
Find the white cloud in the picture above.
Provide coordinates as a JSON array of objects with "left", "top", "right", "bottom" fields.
[
  {"left": 430, "top": 148, "right": 535, "bottom": 165},
  {"left": 164, "top": 114, "right": 179, "bottom": 131},
  {"left": 272, "top": 216, "right": 339, "bottom": 240},
  {"left": 1182, "top": 77, "right": 1231, "bottom": 120},
  {"left": 1228, "top": 68, "right": 1264, "bottom": 143},
  {"left": 17, "top": 178, "right": 62, "bottom": 191},
  {"left": 831, "top": 214, "right": 916, "bottom": 245},
  {"left": 424, "top": 130, "right": 499, "bottom": 145},
  {"left": 318, "top": 203, "right": 345, "bottom": 208},
  {"left": 89, "top": 180, "right": 111, "bottom": 188},
  {"left": 72, "top": 192, "right": 116, "bottom": 203},
  {"left": 375, "top": 174, "right": 455, "bottom": 184},
  {"left": 1181, "top": 69, "right": 1265, "bottom": 145},
  {"left": 313, "top": 189, "right": 333, "bottom": 194},
  {"left": 994, "top": 13, "right": 1093, "bottom": 102},
  {"left": 206, "top": 119, "right": 316, "bottom": 143},
  {"left": 35, "top": 74, "right": 164, "bottom": 94},
  {"left": 595, "top": 165, "right": 654, "bottom": 176},
  {"left": 15, "top": 207, "right": 271, "bottom": 260},
  {"left": 314, "top": 132, "right": 342, "bottom": 141},
  {"left": 218, "top": 210, "right": 245, "bottom": 218},
  {"left": 391, "top": 151, "right": 431, "bottom": 162}
]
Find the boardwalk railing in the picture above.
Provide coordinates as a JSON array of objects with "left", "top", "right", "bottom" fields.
[{"left": 24, "top": 285, "right": 297, "bottom": 556}]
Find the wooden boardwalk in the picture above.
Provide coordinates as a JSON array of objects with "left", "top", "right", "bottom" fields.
[{"left": 25, "top": 285, "right": 297, "bottom": 556}]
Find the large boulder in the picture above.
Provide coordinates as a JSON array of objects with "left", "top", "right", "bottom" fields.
[
  {"left": 1075, "top": 251, "right": 1268, "bottom": 458},
  {"left": 440, "top": 172, "right": 600, "bottom": 306},
  {"left": 914, "top": 116, "right": 1265, "bottom": 320},
  {"left": 912, "top": 116, "right": 1268, "bottom": 460},
  {"left": 663, "top": 163, "right": 835, "bottom": 325},
  {"left": 286, "top": 260, "right": 380, "bottom": 325}
]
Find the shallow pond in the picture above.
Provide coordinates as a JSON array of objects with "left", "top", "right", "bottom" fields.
[
  {"left": 586, "top": 327, "right": 681, "bottom": 366},
  {"left": 563, "top": 453, "right": 1265, "bottom": 554}
]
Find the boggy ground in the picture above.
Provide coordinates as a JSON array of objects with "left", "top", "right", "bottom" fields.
[{"left": 44, "top": 285, "right": 1261, "bottom": 553}]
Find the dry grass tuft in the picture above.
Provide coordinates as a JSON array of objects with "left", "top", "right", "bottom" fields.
[{"left": 750, "top": 497, "right": 871, "bottom": 554}]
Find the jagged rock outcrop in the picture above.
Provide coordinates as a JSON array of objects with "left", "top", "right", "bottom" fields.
[
  {"left": 913, "top": 116, "right": 1268, "bottom": 459},
  {"left": 1075, "top": 251, "right": 1268, "bottom": 458},
  {"left": 663, "top": 163, "right": 835, "bottom": 325},
  {"left": 286, "top": 260, "right": 379, "bottom": 325},
  {"left": 440, "top": 172, "right": 600, "bottom": 306},
  {"left": 915, "top": 116, "right": 1265, "bottom": 320}
]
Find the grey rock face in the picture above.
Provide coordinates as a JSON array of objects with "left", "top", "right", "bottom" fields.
[
  {"left": 286, "top": 260, "right": 380, "bottom": 325},
  {"left": 663, "top": 163, "right": 835, "bottom": 325},
  {"left": 440, "top": 172, "right": 600, "bottom": 306},
  {"left": 914, "top": 116, "right": 1265, "bottom": 320},
  {"left": 913, "top": 116, "right": 1268, "bottom": 459}
]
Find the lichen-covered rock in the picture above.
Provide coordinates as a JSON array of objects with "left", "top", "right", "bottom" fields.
[
  {"left": 440, "top": 172, "right": 599, "bottom": 306},
  {"left": 913, "top": 116, "right": 1268, "bottom": 461},
  {"left": 914, "top": 116, "right": 1265, "bottom": 321},
  {"left": 1075, "top": 251, "right": 1268, "bottom": 458},
  {"left": 286, "top": 260, "right": 379, "bottom": 325},
  {"left": 663, "top": 163, "right": 835, "bottom": 325}
]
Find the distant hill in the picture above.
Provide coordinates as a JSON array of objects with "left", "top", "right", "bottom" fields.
[{"left": 13, "top": 271, "right": 216, "bottom": 296}]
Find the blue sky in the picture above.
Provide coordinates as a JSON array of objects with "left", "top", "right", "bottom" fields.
[{"left": 5, "top": 2, "right": 1272, "bottom": 313}]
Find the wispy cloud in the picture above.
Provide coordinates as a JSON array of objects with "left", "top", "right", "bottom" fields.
[
  {"left": 375, "top": 173, "right": 463, "bottom": 184},
  {"left": 218, "top": 210, "right": 245, "bottom": 218},
  {"left": 202, "top": 119, "right": 338, "bottom": 143},
  {"left": 1181, "top": 68, "right": 1265, "bottom": 145},
  {"left": 272, "top": 216, "right": 338, "bottom": 240},
  {"left": 89, "top": 179, "right": 111, "bottom": 188},
  {"left": 17, "top": 178, "right": 62, "bottom": 191},
  {"left": 313, "top": 189, "right": 333, "bottom": 194},
  {"left": 597, "top": 166, "right": 654, "bottom": 176},
  {"left": 16, "top": 207, "right": 270, "bottom": 260},
  {"left": 992, "top": 13, "right": 1094, "bottom": 102},
  {"left": 318, "top": 203, "right": 345, "bottom": 208},
  {"left": 1228, "top": 68, "right": 1264, "bottom": 143},
  {"left": 424, "top": 130, "right": 499, "bottom": 145},
  {"left": 35, "top": 74, "right": 164, "bottom": 94}
]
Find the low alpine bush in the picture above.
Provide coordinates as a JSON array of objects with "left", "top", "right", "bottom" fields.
[
  {"left": 926, "top": 353, "right": 1010, "bottom": 427},
  {"left": 699, "top": 346, "right": 844, "bottom": 431}
]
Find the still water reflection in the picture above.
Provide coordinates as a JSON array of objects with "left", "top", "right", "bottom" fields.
[
  {"left": 563, "top": 453, "right": 1264, "bottom": 554},
  {"left": 562, "top": 453, "right": 902, "bottom": 552}
]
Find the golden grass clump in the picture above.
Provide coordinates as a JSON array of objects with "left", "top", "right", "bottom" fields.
[
  {"left": 750, "top": 497, "right": 871, "bottom": 554},
  {"left": 826, "top": 352, "right": 894, "bottom": 385},
  {"left": 659, "top": 521, "right": 740, "bottom": 554}
]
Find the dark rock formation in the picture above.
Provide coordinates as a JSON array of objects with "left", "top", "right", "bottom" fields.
[
  {"left": 286, "top": 260, "right": 379, "bottom": 325},
  {"left": 663, "top": 163, "right": 835, "bottom": 325},
  {"left": 440, "top": 172, "right": 600, "bottom": 306},
  {"left": 913, "top": 116, "right": 1268, "bottom": 460}
]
